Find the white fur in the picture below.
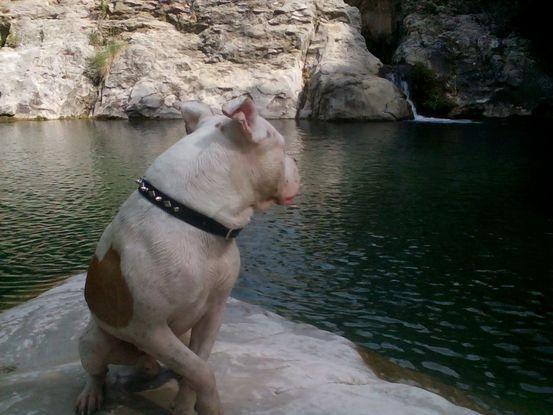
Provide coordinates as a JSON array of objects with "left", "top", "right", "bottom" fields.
[{"left": 76, "top": 96, "right": 300, "bottom": 415}]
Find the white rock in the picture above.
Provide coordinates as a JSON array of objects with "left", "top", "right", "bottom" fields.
[
  {"left": 299, "top": 19, "right": 411, "bottom": 120},
  {"left": 0, "top": 0, "right": 97, "bottom": 119},
  {"left": 0, "top": 0, "right": 410, "bottom": 121},
  {"left": 0, "top": 274, "right": 479, "bottom": 415}
]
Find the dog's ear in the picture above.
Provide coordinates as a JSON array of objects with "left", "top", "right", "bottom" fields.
[
  {"left": 222, "top": 95, "right": 265, "bottom": 143},
  {"left": 178, "top": 101, "right": 214, "bottom": 134}
]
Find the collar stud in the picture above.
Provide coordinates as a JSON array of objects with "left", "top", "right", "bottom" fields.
[{"left": 136, "top": 177, "right": 242, "bottom": 239}]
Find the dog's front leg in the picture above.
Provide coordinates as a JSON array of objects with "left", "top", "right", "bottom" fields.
[
  {"left": 173, "top": 299, "right": 227, "bottom": 415},
  {"left": 190, "top": 299, "right": 227, "bottom": 360},
  {"left": 140, "top": 326, "right": 221, "bottom": 415}
]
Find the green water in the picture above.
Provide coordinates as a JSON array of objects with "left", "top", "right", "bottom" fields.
[{"left": 0, "top": 119, "right": 551, "bottom": 415}]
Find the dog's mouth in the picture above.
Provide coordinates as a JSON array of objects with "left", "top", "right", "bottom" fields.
[
  {"left": 282, "top": 197, "right": 295, "bottom": 205},
  {"left": 276, "top": 196, "right": 296, "bottom": 206}
]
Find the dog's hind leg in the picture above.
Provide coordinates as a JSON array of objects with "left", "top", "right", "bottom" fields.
[
  {"left": 76, "top": 318, "right": 155, "bottom": 414},
  {"left": 76, "top": 319, "right": 110, "bottom": 415}
]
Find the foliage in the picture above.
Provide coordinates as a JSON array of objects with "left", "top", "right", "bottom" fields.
[
  {"left": 99, "top": 0, "right": 108, "bottom": 18},
  {"left": 1, "top": 21, "right": 20, "bottom": 48},
  {"left": 410, "top": 62, "right": 455, "bottom": 117},
  {"left": 187, "top": 0, "right": 199, "bottom": 13},
  {"left": 88, "top": 40, "right": 126, "bottom": 85},
  {"left": 88, "top": 30, "right": 103, "bottom": 47},
  {"left": 5, "top": 30, "right": 20, "bottom": 48},
  {"left": 0, "top": 21, "right": 9, "bottom": 47}
]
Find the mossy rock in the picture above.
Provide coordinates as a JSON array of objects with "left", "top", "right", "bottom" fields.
[
  {"left": 409, "top": 62, "right": 456, "bottom": 117},
  {"left": 0, "top": 20, "right": 10, "bottom": 47},
  {"left": 87, "top": 40, "right": 127, "bottom": 85}
]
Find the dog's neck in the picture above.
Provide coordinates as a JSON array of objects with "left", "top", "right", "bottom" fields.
[{"left": 144, "top": 127, "right": 256, "bottom": 230}]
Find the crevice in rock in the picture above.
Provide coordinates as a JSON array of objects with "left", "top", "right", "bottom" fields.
[
  {"left": 344, "top": 0, "right": 402, "bottom": 64},
  {"left": 296, "top": 19, "right": 321, "bottom": 119},
  {"left": 366, "top": 0, "right": 553, "bottom": 118},
  {"left": 0, "top": 20, "right": 10, "bottom": 47},
  {"left": 272, "top": 379, "right": 373, "bottom": 396},
  {"left": 106, "top": 0, "right": 209, "bottom": 35},
  {"left": 297, "top": 0, "right": 341, "bottom": 120}
]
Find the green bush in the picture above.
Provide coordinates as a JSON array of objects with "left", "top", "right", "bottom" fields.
[
  {"left": 2, "top": 28, "right": 20, "bottom": 48},
  {"left": 410, "top": 62, "right": 455, "bottom": 117},
  {"left": 88, "top": 40, "right": 126, "bottom": 84},
  {"left": 88, "top": 30, "right": 103, "bottom": 47},
  {"left": 99, "top": 0, "right": 109, "bottom": 17},
  {"left": 0, "top": 22, "right": 10, "bottom": 47}
]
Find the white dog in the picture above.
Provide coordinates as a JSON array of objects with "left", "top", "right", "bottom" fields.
[{"left": 76, "top": 95, "right": 300, "bottom": 415}]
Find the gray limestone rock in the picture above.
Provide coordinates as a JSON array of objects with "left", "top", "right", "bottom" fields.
[
  {"left": 0, "top": 274, "right": 480, "bottom": 415},
  {"left": 0, "top": 0, "right": 410, "bottom": 121}
]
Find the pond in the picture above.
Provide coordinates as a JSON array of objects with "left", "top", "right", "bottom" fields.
[{"left": 0, "top": 118, "right": 551, "bottom": 415}]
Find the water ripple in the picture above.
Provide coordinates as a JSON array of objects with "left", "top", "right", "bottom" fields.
[{"left": 1, "top": 119, "right": 552, "bottom": 415}]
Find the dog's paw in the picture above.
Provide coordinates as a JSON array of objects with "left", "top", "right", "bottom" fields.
[
  {"left": 195, "top": 389, "right": 221, "bottom": 415},
  {"left": 170, "top": 401, "right": 196, "bottom": 415},
  {"left": 170, "top": 383, "right": 196, "bottom": 415},
  {"left": 75, "top": 377, "right": 104, "bottom": 415},
  {"left": 170, "top": 405, "right": 196, "bottom": 415}
]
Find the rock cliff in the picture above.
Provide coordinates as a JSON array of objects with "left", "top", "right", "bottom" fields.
[
  {"left": 347, "top": 0, "right": 553, "bottom": 118},
  {"left": 0, "top": 0, "right": 411, "bottom": 121}
]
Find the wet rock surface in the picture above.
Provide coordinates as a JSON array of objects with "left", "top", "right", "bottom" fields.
[{"left": 0, "top": 274, "right": 480, "bottom": 415}]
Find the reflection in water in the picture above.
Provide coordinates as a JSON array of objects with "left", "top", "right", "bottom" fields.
[
  {"left": 239, "top": 120, "right": 553, "bottom": 415},
  {"left": 0, "top": 120, "right": 187, "bottom": 307},
  {"left": 0, "top": 119, "right": 552, "bottom": 415}
]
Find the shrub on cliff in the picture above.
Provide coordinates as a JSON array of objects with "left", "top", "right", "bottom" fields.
[
  {"left": 0, "top": 21, "right": 9, "bottom": 47},
  {"left": 4, "top": 31, "right": 20, "bottom": 48},
  {"left": 88, "top": 40, "right": 126, "bottom": 85},
  {"left": 0, "top": 22, "right": 20, "bottom": 48},
  {"left": 410, "top": 63, "right": 455, "bottom": 117}
]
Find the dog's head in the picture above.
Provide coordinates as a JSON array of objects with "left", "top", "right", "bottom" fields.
[{"left": 180, "top": 96, "right": 300, "bottom": 211}]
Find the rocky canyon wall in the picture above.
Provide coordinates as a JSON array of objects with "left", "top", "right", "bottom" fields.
[
  {"left": 0, "top": 0, "right": 411, "bottom": 121},
  {"left": 347, "top": 0, "right": 553, "bottom": 119}
]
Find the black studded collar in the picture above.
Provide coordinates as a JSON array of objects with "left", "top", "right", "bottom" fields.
[{"left": 136, "top": 178, "right": 242, "bottom": 240}]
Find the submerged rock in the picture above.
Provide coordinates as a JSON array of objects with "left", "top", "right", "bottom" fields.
[
  {"left": 0, "top": 0, "right": 410, "bottom": 121},
  {"left": 0, "top": 274, "right": 480, "bottom": 415}
]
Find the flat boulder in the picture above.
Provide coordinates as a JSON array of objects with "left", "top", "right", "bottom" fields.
[{"left": 0, "top": 274, "right": 479, "bottom": 415}]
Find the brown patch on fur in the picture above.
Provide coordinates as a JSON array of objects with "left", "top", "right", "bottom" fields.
[{"left": 84, "top": 247, "right": 133, "bottom": 327}]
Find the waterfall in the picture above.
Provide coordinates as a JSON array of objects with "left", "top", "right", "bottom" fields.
[
  {"left": 400, "top": 80, "right": 421, "bottom": 120},
  {"left": 388, "top": 71, "right": 475, "bottom": 124},
  {"left": 400, "top": 80, "right": 474, "bottom": 124}
]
